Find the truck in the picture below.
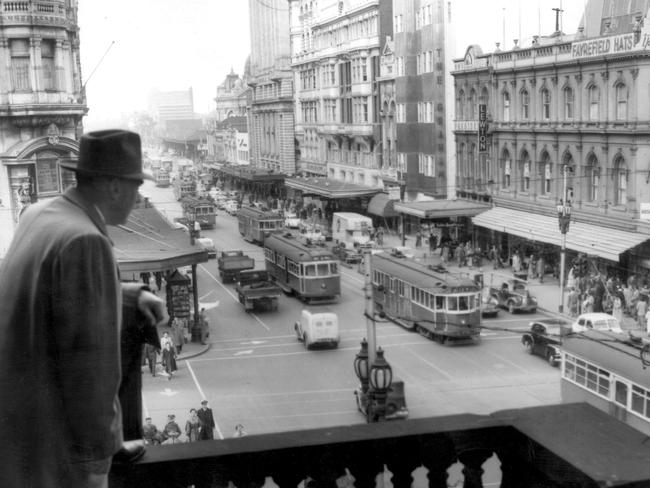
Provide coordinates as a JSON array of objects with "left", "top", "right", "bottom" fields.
[
  {"left": 235, "top": 270, "right": 282, "bottom": 312},
  {"left": 217, "top": 250, "right": 255, "bottom": 283},
  {"left": 332, "top": 212, "right": 373, "bottom": 248}
]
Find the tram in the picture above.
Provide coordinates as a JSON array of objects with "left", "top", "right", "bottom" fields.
[
  {"left": 173, "top": 177, "right": 196, "bottom": 201},
  {"left": 561, "top": 329, "right": 650, "bottom": 436},
  {"left": 264, "top": 233, "right": 340, "bottom": 303},
  {"left": 371, "top": 252, "right": 481, "bottom": 343},
  {"left": 237, "top": 206, "right": 284, "bottom": 244},
  {"left": 180, "top": 196, "right": 216, "bottom": 229}
]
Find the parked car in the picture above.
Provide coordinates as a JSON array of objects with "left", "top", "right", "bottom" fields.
[
  {"left": 390, "top": 246, "right": 415, "bottom": 259},
  {"left": 522, "top": 318, "right": 572, "bottom": 366},
  {"left": 480, "top": 288, "right": 499, "bottom": 318},
  {"left": 284, "top": 211, "right": 301, "bottom": 229},
  {"left": 224, "top": 199, "right": 239, "bottom": 215},
  {"left": 489, "top": 280, "right": 537, "bottom": 313},
  {"left": 571, "top": 313, "right": 623, "bottom": 334}
]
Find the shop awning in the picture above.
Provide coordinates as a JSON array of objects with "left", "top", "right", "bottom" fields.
[
  {"left": 367, "top": 193, "right": 398, "bottom": 217},
  {"left": 472, "top": 207, "right": 648, "bottom": 262},
  {"left": 109, "top": 205, "right": 208, "bottom": 275},
  {"left": 285, "top": 177, "right": 381, "bottom": 199},
  {"left": 393, "top": 199, "right": 490, "bottom": 219}
]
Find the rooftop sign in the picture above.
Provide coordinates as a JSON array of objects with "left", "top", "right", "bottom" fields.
[{"left": 571, "top": 18, "right": 650, "bottom": 59}]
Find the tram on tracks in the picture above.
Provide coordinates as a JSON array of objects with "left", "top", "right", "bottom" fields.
[
  {"left": 237, "top": 206, "right": 284, "bottom": 245},
  {"left": 264, "top": 233, "right": 340, "bottom": 303},
  {"left": 180, "top": 196, "right": 216, "bottom": 229},
  {"left": 371, "top": 252, "right": 482, "bottom": 343}
]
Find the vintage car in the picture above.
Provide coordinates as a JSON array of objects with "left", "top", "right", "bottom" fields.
[
  {"left": 571, "top": 313, "right": 623, "bottom": 334},
  {"left": 522, "top": 318, "right": 572, "bottom": 366},
  {"left": 284, "top": 211, "right": 301, "bottom": 229},
  {"left": 480, "top": 288, "right": 499, "bottom": 318},
  {"left": 489, "top": 280, "right": 537, "bottom": 313}
]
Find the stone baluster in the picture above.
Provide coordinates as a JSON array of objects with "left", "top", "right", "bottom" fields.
[{"left": 458, "top": 449, "right": 493, "bottom": 488}]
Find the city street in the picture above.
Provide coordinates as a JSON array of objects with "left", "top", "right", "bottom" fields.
[{"left": 140, "top": 182, "right": 561, "bottom": 442}]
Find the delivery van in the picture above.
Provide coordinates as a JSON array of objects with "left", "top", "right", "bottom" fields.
[
  {"left": 294, "top": 309, "right": 340, "bottom": 349},
  {"left": 332, "top": 212, "right": 373, "bottom": 247}
]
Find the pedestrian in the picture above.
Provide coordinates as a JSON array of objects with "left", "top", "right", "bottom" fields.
[
  {"left": 512, "top": 251, "right": 522, "bottom": 273},
  {"left": 0, "top": 129, "right": 166, "bottom": 486},
  {"left": 142, "top": 417, "right": 163, "bottom": 445},
  {"left": 527, "top": 254, "right": 536, "bottom": 280},
  {"left": 637, "top": 296, "right": 648, "bottom": 329},
  {"left": 162, "top": 342, "right": 178, "bottom": 380},
  {"left": 415, "top": 230, "right": 422, "bottom": 248},
  {"left": 429, "top": 232, "right": 437, "bottom": 253},
  {"left": 613, "top": 294, "right": 624, "bottom": 323},
  {"left": 185, "top": 409, "right": 203, "bottom": 442},
  {"left": 457, "top": 244, "right": 466, "bottom": 267},
  {"left": 162, "top": 415, "right": 183, "bottom": 445},
  {"left": 198, "top": 400, "right": 216, "bottom": 440},
  {"left": 233, "top": 424, "right": 247, "bottom": 438},
  {"left": 144, "top": 342, "right": 160, "bottom": 377},
  {"left": 567, "top": 288, "right": 579, "bottom": 318},
  {"left": 171, "top": 320, "right": 184, "bottom": 355},
  {"left": 536, "top": 255, "right": 545, "bottom": 283},
  {"left": 200, "top": 308, "right": 210, "bottom": 345},
  {"left": 161, "top": 330, "right": 174, "bottom": 350},
  {"left": 583, "top": 293, "right": 595, "bottom": 314}
]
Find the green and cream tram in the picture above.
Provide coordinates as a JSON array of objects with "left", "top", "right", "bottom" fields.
[
  {"left": 371, "top": 252, "right": 481, "bottom": 343},
  {"left": 264, "top": 233, "right": 340, "bottom": 303},
  {"left": 237, "top": 206, "right": 284, "bottom": 245}
]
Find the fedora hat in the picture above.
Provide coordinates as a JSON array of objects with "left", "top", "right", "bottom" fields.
[{"left": 61, "top": 129, "right": 153, "bottom": 181}]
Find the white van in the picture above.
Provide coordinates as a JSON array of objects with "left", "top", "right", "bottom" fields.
[
  {"left": 332, "top": 212, "right": 373, "bottom": 247},
  {"left": 294, "top": 310, "right": 340, "bottom": 349}
]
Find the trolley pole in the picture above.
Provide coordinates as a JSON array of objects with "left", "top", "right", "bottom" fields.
[{"left": 363, "top": 246, "right": 377, "bottom": 365}]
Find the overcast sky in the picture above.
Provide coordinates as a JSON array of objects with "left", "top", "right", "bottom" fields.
[{"left": 78, "top": 0, "right": 584, "bottom": 128}]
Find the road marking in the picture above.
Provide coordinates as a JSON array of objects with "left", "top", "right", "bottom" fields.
[
  {"left": 234, "top": 350, "right": 253, "bottom": 356},
  {"left": 241, "top": 340, "right": 267, "bottom": 345},
  {"left": 187, "top": 361, "right": 224, "bottom": 440},
  {"left": 160, "top": 388, "right": 178, "bottom": 396},
  {"left": 199, "top": 289, "right": 217, "bottom": 300},
  {"left": 408, "top": 348, "right": 453, "bottom": 380},
  {"left": 199, "top": 264, "right": 270, "bottom": 331},
  {"left": 481, "top": 350, "right": 533, "bottom": 375}
]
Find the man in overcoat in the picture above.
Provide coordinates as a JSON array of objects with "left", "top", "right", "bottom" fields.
[
  {"left": 198, "top": 400, "right": 216, "bottom": 440},
  {"left": 0, "top": 130, "right": 165, "bottom": 488}
]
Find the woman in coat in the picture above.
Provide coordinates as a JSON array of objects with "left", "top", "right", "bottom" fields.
[
  {"left": 161, "top": 342, "right": 178, "bottom": 380},
  {"left": 185, "top": 408, "right": 202, "bottom": 442}
]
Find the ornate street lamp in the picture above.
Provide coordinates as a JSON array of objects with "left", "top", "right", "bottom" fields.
[
  {"left": 353, "top": 339, "right": 369, "bottom": 395},
  {"left": 369, "top": 348, "right": 393, "bottom": 422},
  {"left": 557, "top": 166, "right": 572, "bottom": 313}
]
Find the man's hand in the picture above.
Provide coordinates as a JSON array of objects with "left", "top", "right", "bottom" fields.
[{"left": 137, "top": 290, "right": 167, "bottom": 325}]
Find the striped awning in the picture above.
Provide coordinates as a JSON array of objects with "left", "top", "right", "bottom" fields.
[
  {"left": 472, "top": 207, "right": 648, "bottom": 262},
  {"left": 367, "top": 193, "right": 398, "bottom": 217}
]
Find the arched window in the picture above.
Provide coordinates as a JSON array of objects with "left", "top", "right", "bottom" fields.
[
  {"left": 562, "top": 153, "right": 576, "bottom": 203},
  {"left": 585, "top": 154, "right": 600, "bottom": 202},
  {"left": 457, "top": 90, "right": 466, "bottom": 120},
  {"left": 614, "top": 156, "right": 628, "bottom": 205},
  {"left": 479, "top": 86, "right": 489, "bottom": 107},
  {"left": 539, "top": 151, "right": 552, "bottom": 195},
  {"left": 521, "top": 89, "right": 530, "bottom": 119},
  {"left": 468, "top": 89, "right": 477, "bottom": 119},
  {"left": 520, "top": 150, "right": 531, "bottom": 191},
  {"left": 501, "top": 148, "right": 511, "bottom": 187},
  {"left": 469, "top": 143, "right": 476, "bottom": 186},
  {"left": 588, "top": 85, "right": 600, "bottom": 121},
  {"left": 458, "top": 143, "right": 466, "bottom": 185},
  {"left": 564, "top": 87, "right": 574, "bottom": 120},
  {"left": 503, "top": 91, "right": 510, "bottom": 122},
  {"left": 541, "top": 88, "right": 551, "bottom": 120},
  {"left": 615, "top": 83, "right": 628, "bottom": 120}
]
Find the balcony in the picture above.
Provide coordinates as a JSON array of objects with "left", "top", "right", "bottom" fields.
[
  {"left": 0, "top": 0, "right": 71, "bottom": 26},
  {"left": 327, "top": 149, "right": 379, "bottom": 169},
  {"left": 109, "top": 402, "right": 650, "bottom": 487}
]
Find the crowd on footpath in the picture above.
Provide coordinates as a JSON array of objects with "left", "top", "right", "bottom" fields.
[
  {"left": 143, "top": 309, "right": 211, "bottom": 380},
  {"left": 141, "top": 400, "right": 249, "bottom": 445}
]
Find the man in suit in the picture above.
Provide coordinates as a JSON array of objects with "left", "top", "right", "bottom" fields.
[
  {"left": 0, "top": 130, "right": 166, "bottom": 488},
  {"left": 198, "top": 400, "right": 216, "bottom": 440}
]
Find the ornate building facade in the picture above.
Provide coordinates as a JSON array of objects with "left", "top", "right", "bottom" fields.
[
  {"left": 453, "top": 2, "right": 650, "bottom": 274},
  {"left": 0, "top": 0, "right": 87, "bottom": 256},
  {"left": 247, "top": 0, "right": 295, "bottom": 175}
]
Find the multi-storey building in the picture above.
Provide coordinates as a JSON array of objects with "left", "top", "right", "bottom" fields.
[
  {"left": 215, "top": 68, "right": 248, "bottom": 121},
  {"left": 453, "top": 1, "right": 650, "bottom": 276},
  {"left": 0, "top": 0, "right": 87, "bottom": 256},
  {"left": 392, "top": 0, "right": 454, "bottom": 201},
  {"left": 149, "top": 87, "right": 195, "bottom": 123},
  {"left": 247, "top": 0, "right": 295, "bottom": 175},
  {"left": 288, "top": 0, "right": 387, "bottom": 186}
]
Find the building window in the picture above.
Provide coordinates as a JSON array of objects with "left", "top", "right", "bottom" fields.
[
  {"left": 41, "top": 40, "right": 56, "bottom": 91},
  {"left": 396, "top": 103, "right": 405, "bottom": 123},
  {"left": 321, "top": 65, "right": 336, "bottom": 87},
  {"left": 586, "top": 155, "right": 600, "bottom": 202},
  {"left": 541, "top": 88, "right": 551, "bottom": 120},
  {"left": 502, "top": 153, "right": 511, "bottom": 187},
  {"left": 393, "top": 14, "right": 403, "bottom": 33},
  {"left": 614, "top": 157, "right": 627, "bottom": 205},
  {"left": 353, "top": 97, "right": 368, "bottom": 123},
  {"left": 468, "top": 89, "right": 476, "bottom": 119},
  {"left": 616, "top": 83, "right": 628, "bottom": 120},
  {"left": 544, "top": 162, "right": 552, "bottom": 194},
  {"left": 589, "top": 85, "right": 600, "bottom": 121},
  {"left": 457, "top": 90, "right": 465, "bottom": 120},
  {"left": 563, "top": 87, "right": 574, "bottom": 120},
  {"left": 520, "top": 153, "right": 531, "bottom": 191},
  {"left": 502, "top": 91, "right": 510, "bottom": 122},
  {"left": 396, "top": 57, "right": 404, "bottom": 76},
  {"left": 10, "top": 39, "right": 31, "bottom": 91},
  {"left": 397, "top": 153, "right": 406, "bottom": 173},
  {"left": 521, "top": 89, "right": 530, "bottom": 120},
  {"left": 324, "top": 99, "right": 337, "bottom": 122},
  {"left": 418, "top": 154, "right": 435, "bottom": 177}
]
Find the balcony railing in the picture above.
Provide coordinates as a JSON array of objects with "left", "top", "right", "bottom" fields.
[
  {"left": 1, "top": 0, "right": 68, "bottom": 23},
  {"left": 109, "top": 402, "right": 650, "bottom": 488},
  {"left": 327, "top": 149, "right": 379, "bottom": 169}
]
